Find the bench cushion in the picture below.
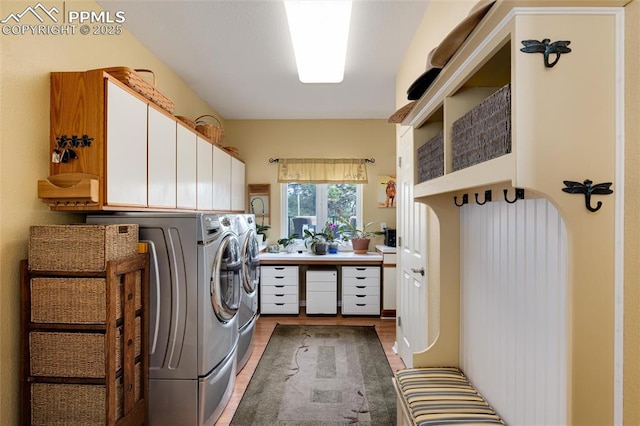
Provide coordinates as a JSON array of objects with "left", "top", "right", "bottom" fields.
[{"left": 394, "top": 367, "right": 505, "bottom": 425}]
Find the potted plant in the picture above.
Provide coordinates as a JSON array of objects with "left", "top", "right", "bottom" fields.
[
  {"left": 277, "top": 233, "right": 299, "bottom": 253},
  {"left": 256, "top": 224, "right": 270, "bottom": 243},
  {"left": 338, "top": 217, "right": 384, "bottom": 254},
  {"left": 303, "top": 229, "right": 328, "bottom": 255},
  {"left": 322, "top": 220, "right": 340, "bottom": 254}
]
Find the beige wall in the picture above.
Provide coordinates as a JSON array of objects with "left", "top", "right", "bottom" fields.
[
  {"left": 0, "top": 1, "right": 222, "bottom": 423},
  {"left": 225, "top": 119, "right": 397, "bottom": 245}
]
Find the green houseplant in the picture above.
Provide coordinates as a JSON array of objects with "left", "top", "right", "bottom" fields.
[
  {"left": 277, "top": 233, "right": 299, "bottom": 253},
  {"left": 338, "top": 217, "right": 384, "bottom": 254},
  {"left": 303, "top": 229, "right": 328, "bottom": 255}
]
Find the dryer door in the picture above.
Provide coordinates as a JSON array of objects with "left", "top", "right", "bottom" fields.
[
  {"left": 211, "top": 234, "right": 242, "bottom": 322},
  {"left": 242, "top": 229, "right": 260, "bottom": 295}
]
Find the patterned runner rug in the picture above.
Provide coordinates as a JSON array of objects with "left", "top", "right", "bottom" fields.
[{"left": 230, "top": 324, "right": 396, "bottom": 425}]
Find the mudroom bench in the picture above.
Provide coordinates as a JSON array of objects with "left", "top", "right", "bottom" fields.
[{"left": 392, "top": 367, "right": 505, "bottom": 426}]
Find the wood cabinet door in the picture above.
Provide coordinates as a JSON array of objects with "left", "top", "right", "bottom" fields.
[
  {"left": 148, "top": 107, "right": 177, "bottom": 208},
  {"left": 196, "top": 136, "right": 213, "bottom": 210},
  {"left": 106, "top": 80, "right": 148, "bottom": 207},
  {"left": 231, "top": 157, "right": 245, "bottom": 211},
  {"left": 176, "top": 124, "right": 197, "bottom": 209},
  {"left": 212, "top": 145, "right": 231, "bottom": 211}
]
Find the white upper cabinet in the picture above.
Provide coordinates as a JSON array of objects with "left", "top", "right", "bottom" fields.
[
  {"left": 106, "top": 80, "right": 148, "bottom": 207},
  {"left": 231, "top": 157, "right": 245, "bottom": 212},
  {"left": 176, "top": 123, "right": 197, "bottom": 210},
  {"left": 197, "top": 136, "right": 213, "bottom": 210},
  {"left": 212, "top": 145, "right": 231, "bottom": 211},
  {"left": 148, "top": 106, "right": 177, "bottom": 208}
]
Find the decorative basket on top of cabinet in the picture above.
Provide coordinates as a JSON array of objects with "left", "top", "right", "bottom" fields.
[{"left": 20, "top": 224, "right": 148, "bottom": 425}]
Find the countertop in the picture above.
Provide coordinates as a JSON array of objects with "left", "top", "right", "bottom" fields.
[
  {"left": 259, "top": 251, "right": 383, "bottom": 265},
  {"left": 375, "top": 244, "right": 396, "bottom": 254}
]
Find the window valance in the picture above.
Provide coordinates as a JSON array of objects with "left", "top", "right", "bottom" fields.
[{"left": 276, "top": 158, "right": 369, "bottom": 183}]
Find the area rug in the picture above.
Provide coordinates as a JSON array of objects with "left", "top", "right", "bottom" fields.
[{"left": 230, "top": 324, "right": 396, "bottom": 425}]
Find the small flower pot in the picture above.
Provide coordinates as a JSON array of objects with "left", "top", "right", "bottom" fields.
[
  {"left": 351, "top": 238, "right": 370, "bottom": 254},
  {"left": 313, "top": 243, "right": 327, "bottom": 255},
  {"left": 328, "top": 242, "right": 339, "bottom": 254}
]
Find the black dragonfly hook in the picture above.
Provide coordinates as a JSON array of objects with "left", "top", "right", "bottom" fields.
[
  {"left": 562, "top": 180, "right": 613, "bottom": 212},
  {"left": 520, "top": 39, "right": 572, "bottom": 68}
]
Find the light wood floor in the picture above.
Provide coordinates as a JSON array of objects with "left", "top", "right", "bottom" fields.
[{"left": 215, "top": 311, "right": 406, "bottom": 425}]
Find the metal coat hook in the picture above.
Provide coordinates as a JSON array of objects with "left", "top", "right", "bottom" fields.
[
  {"left": 475, "top": 190, "right": 492, "bottom": 206},
  {"left": 454, "top": 194, "right": 468, "bottom": 207},
  {"left": 503, "top": 188, "right": 525, "bottom": 204},
  {"left": 520, "top": 39, "right": 571, "bottom": 68},
  {"left": 562, "top": 180, "right": 613, "bottom": 213}
]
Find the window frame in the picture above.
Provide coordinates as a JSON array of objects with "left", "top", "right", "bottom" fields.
[{"left": 280, "top": 182, "right": 362, "bottom": 239}]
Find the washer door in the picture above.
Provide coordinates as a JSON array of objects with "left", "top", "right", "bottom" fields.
[
  {"left": 242, "top": 229, "right": 261, "bottom": 295},
  {"left": 211, "top": 234, "right": 242, "bottom": 322}
]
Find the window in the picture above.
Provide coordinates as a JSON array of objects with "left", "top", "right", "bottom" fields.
[{"left": 281, "top": 183, "right": 361, "bottom": 238}]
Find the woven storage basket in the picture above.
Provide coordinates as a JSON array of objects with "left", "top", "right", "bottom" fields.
[
  {"left": 29, "top": 273, "right": 142, "bottom": 324},
  {"left": 101, "top": 67, "right": 175, "bottom": 114},
  {"left": 417, "top": 131, "right": 444, "bottom": 182},
  {"left": 29, "top": 224, "right": 138, "bottom": 272},
  {"left": 30, "top": 362, "right": 142, "bottom": 424},
  {"left": 176, "top": 115, "right": 196, "bottom": 129},
  {"left": 452, "top": 83, "right": 511, "bottom": 171},
  {"left": 195, "top": 115, "right": 224, "bottom": 146},
  {"left": 29, "top": 317, "right": 141, "bottom": 378}
]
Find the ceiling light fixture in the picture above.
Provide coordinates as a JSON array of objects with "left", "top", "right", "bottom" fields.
[{"left": 284, "top": 0, "right": 352, "bottom": 84}]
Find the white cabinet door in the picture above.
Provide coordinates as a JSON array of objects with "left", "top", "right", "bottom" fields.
[
  {"left": 176, "top": 124, "right": 197, "bottom": 209},
  {"left": 106, "top": 80, "right": 148, "bottom": 207},
  {"left": 231, "top": 157, "right": 245, "bottom": 211},
  {"left": 148, "top": 106, "right": 176, "bottom": 208},
  {"left": 196, "top": 137, "right": 213, "bottom": 210},
  {"left": 212, "top": 145, "right": 231, "bottom": 211}
]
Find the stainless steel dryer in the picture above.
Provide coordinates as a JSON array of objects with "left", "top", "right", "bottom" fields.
[
  {"left": 234, "top": 214, "right": 260, "bottom": 372},
  {"left": 87, "top": 212, "right": 242, "bottom": 426}
]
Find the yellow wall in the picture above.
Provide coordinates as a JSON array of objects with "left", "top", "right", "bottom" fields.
[
  {"left": 624, "top": 1, "right": 640, "bottom": 424},
  {"left": 0, "top": 1, "right": 221, "bottom": 423},
  {"left": 225, "top": 119, "right": 397, "bottom": 244}
]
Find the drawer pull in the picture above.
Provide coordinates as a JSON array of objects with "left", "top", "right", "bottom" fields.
[
  {"left": 356, "top": 303, "right": 366, "bottom": 307},
  {"left": 275, "top": 294, "right": 285, "bottom": 297},
  {"left": 356, "top": 294, "right": 366, "bottom": 298},
  {"left": 275, "top": 267, "right": 285, "bottom": 270},
  {"left": 356, "top": 277, "right": 366, "bottom": 280},
  {"left": 275, "top": 303, "right": 285, "bottom": 306},
  {"left": 355, "top": 267, "right": 366, "bottom": 271},
  {"left": 356, "top": 285, "right": 366, "bottom": 289},
  {"left": 275, "top": 285, "right": 285, "bottom": 288},
  {"left": 275, "top": 276, "right": 285, "bottom": 279}
]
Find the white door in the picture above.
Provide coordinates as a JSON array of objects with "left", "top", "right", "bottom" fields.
[
  {"left": 106, "top": 80, "right": 148, "bottom": 207},
  {"left": 396, "top": 126, "right": 428, "bottom": 368},
  {"left": 176, "top": 123, "right": 197, "bottom": 209},
  {"left": 212, "top": 145, "right": 231, "bottom": 211},
  {"left": 148, "top": 106, "right": 177, "bottom": 208}
]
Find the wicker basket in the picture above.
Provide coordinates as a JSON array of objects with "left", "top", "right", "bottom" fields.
[
  {"left": 101, "top": 67, "right": 175, "bottom": 114},
  {"left": 29, "top": 224, "right": 138, "bottom": 272},
  {"left": 452, "top": 83, "right": 511, "bottom": 171},
  {"left": 29, "top": 273, "right": 142, "bottom": 324},
  {"left": 176, "top": 115, "right": 196, "bottom": 129},
  {"left": 417, "top": 131, "right": 444, "bottom": 183},
  {"left": 195, "top": 115, "right": 225, "bottom": 146},
  {"left": 29, "top": 317, "right": 141, "bottom": 378},
  {"left": 30, "top": 362, "right": 142, "bottom": 424}
]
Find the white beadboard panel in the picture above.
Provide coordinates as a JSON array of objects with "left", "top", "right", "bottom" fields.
[{"left": 460, "top": 198, "right": 567, "bottom": 426}]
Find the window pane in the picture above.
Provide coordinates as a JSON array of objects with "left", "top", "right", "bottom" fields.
[
  {"left": 287, "top": 183, "right": 316, "bottom": 236},
  {"left": 327, "top": 184, "right": 356, "bottom": 224}
]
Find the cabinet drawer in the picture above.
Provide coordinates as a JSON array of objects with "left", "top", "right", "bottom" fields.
[
  {"left": 262, "top": 266, "right": 299, "bottom": 279},
  {"left": 383, "top": 253, "right": 397, "bottom": 264},
  {"left": 262, "top": 275, "right": 298, "bottom": 288},
  {"left": 342, "top": 266, "right": 380, "bottom": 278},
  {"left": 342, "top": 295, "right": 380, "bottom": 315},
  {"left": 261, "top": 302, "right": 299, "bottom": 315},
  {"left": 342, "top": 284, "right": 380, "bottom": 297},
  {"left": 306, "top": 292, "right": 337, "bottom": 315},
  {"left": 307, "top": 280, "right": 337, "bottom": 292},
  {"left": 343, "top": 277, "right": 380, "bottom": 293},
  {"left": 262, "top": 285, "right": 298, "bottom": 296},
  {"left": 306, "top": 270, "right": 337, "bottom": 282},
  {"left": 261, "top": 294, "right": 298, "bottom": 304}
]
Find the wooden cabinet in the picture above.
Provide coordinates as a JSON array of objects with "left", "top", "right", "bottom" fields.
[
  {"left": 148, "top": 105, "right": 177, "bottom": 208},
  {"left": 341, "top": 266, "right": 380, "bottom": 315},
  {"left": 20, "top": 254, "right": 148, "bottom": 425},
  {"left": 305, "top": 269, "right": 337, "bottom": 314},
  {"left": 42, "top": 69, "right": 245, "bottom": 212},
  {"left": 261, "top": 266, "right": 299, "bottom": 314}
]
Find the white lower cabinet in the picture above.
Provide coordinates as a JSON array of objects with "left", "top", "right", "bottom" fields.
[
  {"left": 261, "top": 266, "right": 299, "bottom": 314},
  {"left": 306, "top": 270, "right": 337, "bottom": 314},
  {"left": 341, "top": 266, "right": 380, "bottom": 315}
]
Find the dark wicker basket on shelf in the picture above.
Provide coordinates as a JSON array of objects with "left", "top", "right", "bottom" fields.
[
  {"left": 452, "top": 83, "right": 511, "bottom": 171},
  {"left": 417, "top": 130, "right": 444, "bottom": 183}
]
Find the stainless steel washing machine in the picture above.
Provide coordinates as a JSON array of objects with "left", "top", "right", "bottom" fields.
[
  {"left": 87, "top": 212, "right": 242, "bottom": 426},
  {"left": 234, "top": 214, "right": 260, "bottom": 373}
]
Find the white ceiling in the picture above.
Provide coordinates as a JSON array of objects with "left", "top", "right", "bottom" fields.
[{"left": 98, "top": 0, "right": 430, "bottom": 120}]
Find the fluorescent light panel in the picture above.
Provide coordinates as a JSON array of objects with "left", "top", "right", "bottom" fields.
[{"left": 284, "top": 0, "right": 352, "bottom": 83}]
